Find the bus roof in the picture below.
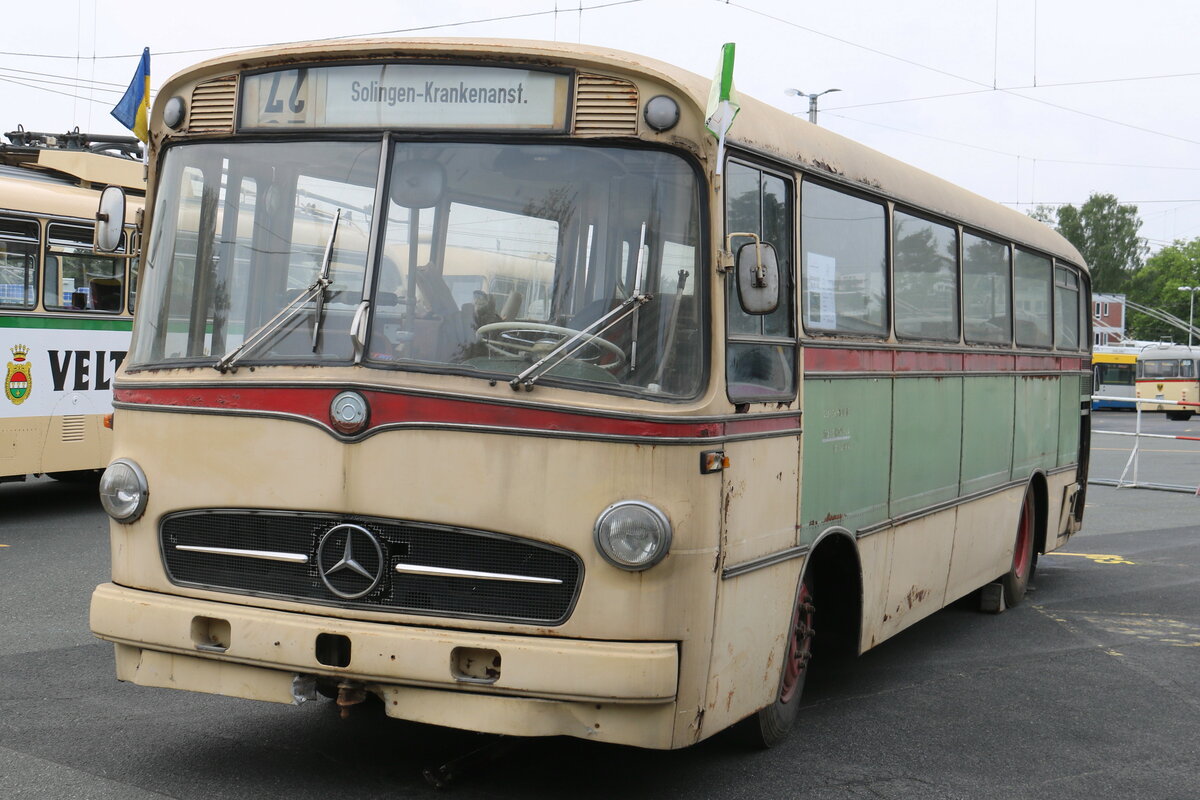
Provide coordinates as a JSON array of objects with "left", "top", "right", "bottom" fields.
[
  {"left": 159, "top": 38, "right": 1086, "bottom": 269},
  {"left": 1138, "top": 344, "right": 1198, "bottom": 359}
]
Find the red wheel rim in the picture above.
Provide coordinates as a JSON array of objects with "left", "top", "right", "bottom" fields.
[
  {"left": 1013, "top": 495, "right": 1033, "bottom": 580},
  {"left": 779, "top": 580, "right": 814, "bottom": 704}
]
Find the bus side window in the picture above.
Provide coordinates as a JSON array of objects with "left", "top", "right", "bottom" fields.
[
  {"left": 0, "top": 216, "right": 39, "bottom": 309},
  {"left": 724, "top": 160, "right": 795, "bottom": 403}
]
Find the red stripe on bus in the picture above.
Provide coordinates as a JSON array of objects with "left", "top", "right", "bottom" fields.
[
  {"left": 962, "top": 353, "right": 1016, "bottom": 371},
  {"left": 894, "top": 351, "right": 963, "bottom": 371},
  {"left": 113, "top": 386, "right": 800, "bottom": 439},
  {"left": 803, "top": 348, "right": 893, "bottom": 372}
]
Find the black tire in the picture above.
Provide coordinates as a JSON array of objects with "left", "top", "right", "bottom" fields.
[
  {"left": 740, "top": 571, "right": 815, "bottom": 748},
  {"left": 1001, "top": 488, "right": 1036, "bottom": 606},
  {"left": 1166, "top": 411, "right": 1193, "bottom": 421}
]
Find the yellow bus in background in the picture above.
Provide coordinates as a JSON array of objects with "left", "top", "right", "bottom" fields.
[
  {"left": 0, "top": 128, "right": 143, "bottom": 483},
  {"left": 1091, "top": 345, "right": 1137, "bottom": 411},
  {"left": 90, "top": 40, "right": 1090, "bottom": 749}
]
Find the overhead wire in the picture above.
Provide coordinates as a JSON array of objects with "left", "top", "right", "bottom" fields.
[{"left": 723, "top": 0, "right": 1200, "bottom": 150}]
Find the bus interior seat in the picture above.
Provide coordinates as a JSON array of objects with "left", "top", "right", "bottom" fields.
[
  {"left": 89, "top": 277, "right": 122, "bottom": 311},
  {"left": 500, "top": 290, "right": 523, "bottom": 320}
]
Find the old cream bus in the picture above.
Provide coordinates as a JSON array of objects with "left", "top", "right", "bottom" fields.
[{"left": 90, "top": 40, "right": 1090, "bottom": 749}]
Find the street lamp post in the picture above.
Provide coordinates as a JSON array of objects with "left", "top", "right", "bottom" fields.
[
  {"left": 1179, "top": 285, "right": 1198, "bottom": 347},
  {"left": 784, "top": 87, "right": 841, "bottom": 125}
]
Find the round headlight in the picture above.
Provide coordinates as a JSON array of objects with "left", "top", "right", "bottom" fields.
[
  {"left": 594, "top": 501, "right": 672, "bottom": 570},
  {"left": 163, "top": 95, "right": 187, "bottom": 130},
  {"left": 98, "top": 458, "right": 149, "bottom": 523}
]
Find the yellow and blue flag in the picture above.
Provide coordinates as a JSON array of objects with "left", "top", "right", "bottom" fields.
[{"left": 111, "top": 48, "right": 150, "bottom": 142}]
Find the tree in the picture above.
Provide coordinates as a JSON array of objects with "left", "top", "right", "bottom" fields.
[
  {"left": 1125, "top": 238, "right": 1200, "bottom": 340},
  {"left": 1030, "top": 193, "right": 1147, "bottom": 293}
]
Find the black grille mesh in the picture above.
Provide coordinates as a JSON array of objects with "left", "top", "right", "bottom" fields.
[{"left": 161, "top": 510, "right": 582, "bottom": 625}]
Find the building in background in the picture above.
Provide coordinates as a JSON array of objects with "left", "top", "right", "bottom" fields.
[{"left": 1093, "top": 293, "right": 1126, "bottom": 346}]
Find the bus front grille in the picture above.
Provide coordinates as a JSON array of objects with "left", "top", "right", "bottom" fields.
[{"left": 159, "top": 510, "right": 582, "bottom": 625}]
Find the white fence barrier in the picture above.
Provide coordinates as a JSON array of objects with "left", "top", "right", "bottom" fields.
[{"left": 1090, "top": 395, "right": 1200, "bottom": 494}]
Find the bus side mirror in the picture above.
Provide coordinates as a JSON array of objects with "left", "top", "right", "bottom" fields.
[
  {"left": 95, "top": 186, "right": 127, "bottom": 253},
  {"left": 734, "top": 239, "right": 780, "bottom": 315}
]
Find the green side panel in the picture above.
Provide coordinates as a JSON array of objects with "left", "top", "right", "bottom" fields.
[
  {"left": 800, "top": 378, "right": 892, "bottom": 546},
  {"left": 962, "top": 375, "right": 1015, "bottom": 495},
  {"left": 1058, "top": 375, "right": 1081, "bottom": 467},
  {"left": 0, "top": 314, "right": 133, "bottom": 332},
  {"left": 1013, "top": 376, "right": 1059, "bottom": 478},
  {"left": 890, "top": 377, "right": 962, "bottom": 517}
]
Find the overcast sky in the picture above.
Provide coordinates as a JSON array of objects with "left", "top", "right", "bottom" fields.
[{"left": 3, "top": 0, "right": 1199, "bottom": 253}]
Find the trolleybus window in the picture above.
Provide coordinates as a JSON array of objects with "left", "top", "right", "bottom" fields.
[
  {"left": 43, "top": 222, "right": 125, "bottom": 312},
  {"left": 801, "top": 181, "right": 887, "bottom": 335},
  {"left": 0, "top": 216, "right": 37, "bottom": 309},
  {"left": 962, "top": 232, "right": 1012, "bottom": 345},
  {"left": 893, "top": 209, "right": 958, "bottom": 342},
  {"left": 1140, "top": 357, "right": 1196, "bottom": 379}
]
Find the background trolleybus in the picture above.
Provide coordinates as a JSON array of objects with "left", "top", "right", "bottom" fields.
[
  {"left": 1136, "top": 343, "right": 1198, "bottom": 420},
  {"left": 1, "top": 129, "right": 143, "bottom": 483},
  {"left": 89, "top": 39, "right": 1091, "bottom": 750}
]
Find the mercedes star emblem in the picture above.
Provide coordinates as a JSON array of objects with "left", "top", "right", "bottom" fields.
[{"left": 317, "top": 523, "right": 385, "bottom": 599}]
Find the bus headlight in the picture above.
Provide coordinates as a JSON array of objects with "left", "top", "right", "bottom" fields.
[
  {"left": 99, "top": 458, "right": 149, "bottom": 523},
  {"left": 593, "top": 501, "right": 672, "bottom": 570}
]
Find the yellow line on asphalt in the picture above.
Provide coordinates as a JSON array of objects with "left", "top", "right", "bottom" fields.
[{"left": 1053, "top": 552, "right": 1135, "bottom": 565}]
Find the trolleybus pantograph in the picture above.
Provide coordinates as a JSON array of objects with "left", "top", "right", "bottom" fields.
[{"left": 89, "top": 39, "right": 1091, "bottom": 750}]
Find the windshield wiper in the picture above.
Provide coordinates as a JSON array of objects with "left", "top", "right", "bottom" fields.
[
  {"left": 310, "top": 207, "right": 342, "bottom": 352},
  {"left": 510, "top": 222, "right": 651, "bottom": 391},
  {"left": 508, "top": 292, "right": 650, "bottom": 391},
  {"left": 214, "top": 208, "right": 341, "bottom": 373}
]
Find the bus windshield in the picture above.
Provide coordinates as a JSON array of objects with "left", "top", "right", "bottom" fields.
[{"left": 133, "top": 139, "right": 705, "bottom": 398}]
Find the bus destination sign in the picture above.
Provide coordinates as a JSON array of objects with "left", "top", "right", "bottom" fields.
[{"left": 240, "top": 64, "right": 570, "bottom": 131}]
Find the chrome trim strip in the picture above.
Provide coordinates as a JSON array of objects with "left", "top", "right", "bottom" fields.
[
  {"left": 721, "top": 544, "right": 809, "bottom": 580},
  {"left": 175, "top": 544, "right": 310, "bottom": 564},
  {"left": 805, "top": 371, "right": 1083, "bottom": 380},
  {"left": 394, "top": 562, "right": 562, "bottom": 585},
  {"left": 853, "top": 472, "right": 1078, "bottom": 539}
]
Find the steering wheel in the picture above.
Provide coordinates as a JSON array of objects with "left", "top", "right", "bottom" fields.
[{"left": 475, "top": 321, "right": 627, "bottom": 371}]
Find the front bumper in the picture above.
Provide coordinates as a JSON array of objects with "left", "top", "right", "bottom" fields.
[{"left": 90, "top": 583, "right": 681, "bottom": 747}]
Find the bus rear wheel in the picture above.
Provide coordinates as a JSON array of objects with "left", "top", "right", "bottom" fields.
[
  {"left": 1166, "top": 411, "right": 1193, "bottom": 421},
  {"left": 742, "top": 571, "right": 815, "bottom": 748},
  {"left": 1001, "top": 489, "right": 1036, "bottom": 606}
]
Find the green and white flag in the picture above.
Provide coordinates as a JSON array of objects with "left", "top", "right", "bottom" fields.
[{"left": 704, "top": 43, "right": 740, "bottom": 175}]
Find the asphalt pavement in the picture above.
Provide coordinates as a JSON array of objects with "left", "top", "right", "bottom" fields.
[{"left": 1, "top": 426, "right": 1198, "bottom": 799}]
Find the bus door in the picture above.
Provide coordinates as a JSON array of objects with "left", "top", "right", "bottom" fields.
[{"left": 702, "top": 160, "right": 802, "bottom": 736}]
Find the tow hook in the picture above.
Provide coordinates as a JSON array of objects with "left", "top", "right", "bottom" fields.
[{"left": 335, "top": 681, "right": 368, "bottom": 719}]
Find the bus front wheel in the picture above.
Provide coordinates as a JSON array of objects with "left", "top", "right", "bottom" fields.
[
  {"left": 1166, "top": 411, "right": 1193, "bottom": 421},
  {"left": 1001, "top": 489, "right": 1037, "bottom": 607},
  {"left": 743, "top": 571, "right": 815, "bottom": 748}
]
